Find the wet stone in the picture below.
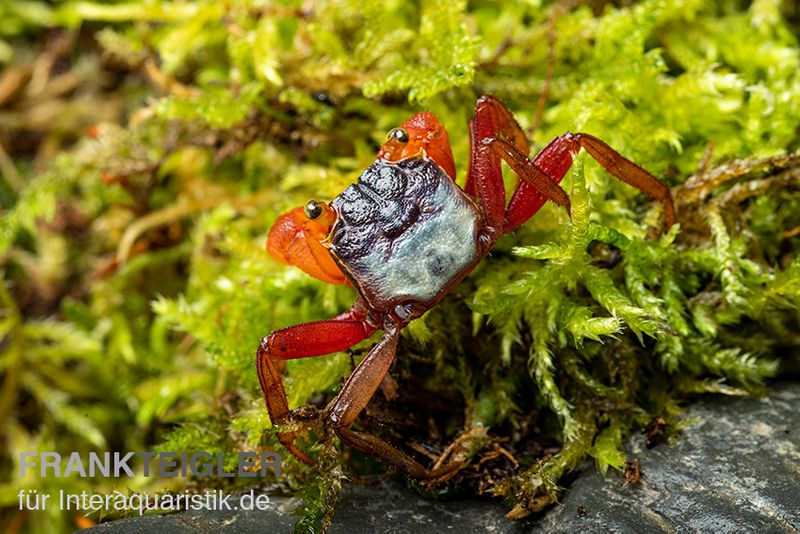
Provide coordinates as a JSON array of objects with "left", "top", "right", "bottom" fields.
[
  {"left": 84, "top": 381, "right": 800, "bottom": 533},
  {"left": 532, "top": 380, "right": 800, "bottom": 533}
]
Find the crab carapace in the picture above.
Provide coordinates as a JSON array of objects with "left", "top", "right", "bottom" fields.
[{"left": 258, "top": 96, "right": 676, "bottom": 478}]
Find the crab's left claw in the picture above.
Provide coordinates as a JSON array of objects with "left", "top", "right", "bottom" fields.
[{"left": 267, "top": 202, "right": 349, "bottom": 285}]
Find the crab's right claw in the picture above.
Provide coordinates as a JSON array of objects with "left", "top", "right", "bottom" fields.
[{"left": 267, "top": 205, "right": 349, "bottom": 285}]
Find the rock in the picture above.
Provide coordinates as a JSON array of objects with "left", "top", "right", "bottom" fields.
[
  {"left": 532, "top": 380, "right": 800, "bottom": 533},
  {"left": 84, "top": 381, "right": 800, "bottom": 533}
]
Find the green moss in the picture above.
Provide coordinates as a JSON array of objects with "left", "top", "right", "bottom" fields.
[{"left": 1, "top": 0, "right": 800, "bottom": 531}]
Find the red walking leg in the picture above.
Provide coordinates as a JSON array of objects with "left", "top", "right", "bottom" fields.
[
  {"left": 326, "top": 320, "right": 460, "bottom": 480},
  {"left": 488, "top": 137, "right": 572, "bottom": 220},
  {"left": 256, "top": 302, "right": 377, "bottom": 465},
  {"left": 503, "top": 134, "right": 575, "bottom": 232},
  {"left": 466, "top": 96, "right": 532, "bottom": 233},
  {"left": 487, "top": 133, "right": 676, "bottom": 233},
  {"left": 570, "top": 133, "right": 676, "bottom": 229}
]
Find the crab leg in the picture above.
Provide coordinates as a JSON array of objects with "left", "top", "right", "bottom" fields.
[
  {"left": 570, "top": 133, "right": 676, "bottom": 228},
  {"left": 466, "top": 96, "right": 532, "bottom": 232},
  {"left": 326, "top": 321, "right": 459, "bottom": 479},
  {"left": 487, "top": 137, "right": 572, "bottom": 216},
  {"left": 334, "top": 425, "right": 460, "bottom": 480},
  {"left": 486, "top": 132, "right": 676, "bottom": 231},
  {"left": 256, "top": 303, "right": 377, "bottom": 465},
  {"left": 502, "top": 134, "right": 575, "bottom": 231},
  {"left": 326, "top": 321, "right": 400, "bottom": 428}
]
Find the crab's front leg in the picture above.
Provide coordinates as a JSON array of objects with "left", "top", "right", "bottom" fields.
[
  {"left": 325, "top": 319, "right": 461, "bottom": 480},
  {"left": 257, "top": 302, "right": 377, "bottom": 465}
]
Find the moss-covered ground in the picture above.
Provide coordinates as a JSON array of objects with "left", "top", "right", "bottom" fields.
[{"left": 1, "top": 0, "right": 799, "bottom": 532}]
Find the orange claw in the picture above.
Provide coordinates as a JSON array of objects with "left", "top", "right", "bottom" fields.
[
  {"left": 378, "top": 112, "right": 457, "bottom": 181},
  {"left": 267, "top": 204, "right": 349, "bottom": 285}
]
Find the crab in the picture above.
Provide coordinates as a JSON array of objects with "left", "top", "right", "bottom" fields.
[{"left": 258, "top": 96, "right": 675, "bottom": 478}]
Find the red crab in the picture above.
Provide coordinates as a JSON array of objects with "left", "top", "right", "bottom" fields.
[{"left": 259, "top": 96, "right": 675, "bottom": 478}]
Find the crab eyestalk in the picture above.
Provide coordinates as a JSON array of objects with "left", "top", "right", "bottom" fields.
[{"left": 378, "top": 112, "right": 457, "bottom": 180}]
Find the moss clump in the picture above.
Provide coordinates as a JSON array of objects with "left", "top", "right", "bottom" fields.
[{"left": 1, "top": 0, "right": 799, "bottom": 532}]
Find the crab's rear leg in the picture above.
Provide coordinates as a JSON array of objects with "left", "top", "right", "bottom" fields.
[
  {"left": 501, "top": 134, "right": 575, "bottom": 231},
  {"left": 257, "top": 304, "right": 377, "bottom": 465},
  {"left": 572, "top": 133, "right": 676, "bottom": 229},
  {"left": 487, "top": 133, "right": 676, "bottom": 232}
]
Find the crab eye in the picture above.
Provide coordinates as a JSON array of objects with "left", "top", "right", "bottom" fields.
[
  {"left": 304, "top": 200, "right": 324, "bottom": 220},
  {"left": 387, "top": 128, "right": 409, "bottom": 144}
]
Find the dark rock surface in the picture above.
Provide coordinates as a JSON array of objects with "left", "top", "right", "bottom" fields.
[
  {"left": 84, "top": 381, "right": 800, "bottom": 533},
  {"left": 533, "top": 380, "right": 800, "bottom": 533}
]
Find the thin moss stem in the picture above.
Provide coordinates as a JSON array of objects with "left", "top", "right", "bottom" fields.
[{"left": 0, "top": 278, "right": 23, "bottom": 439}]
